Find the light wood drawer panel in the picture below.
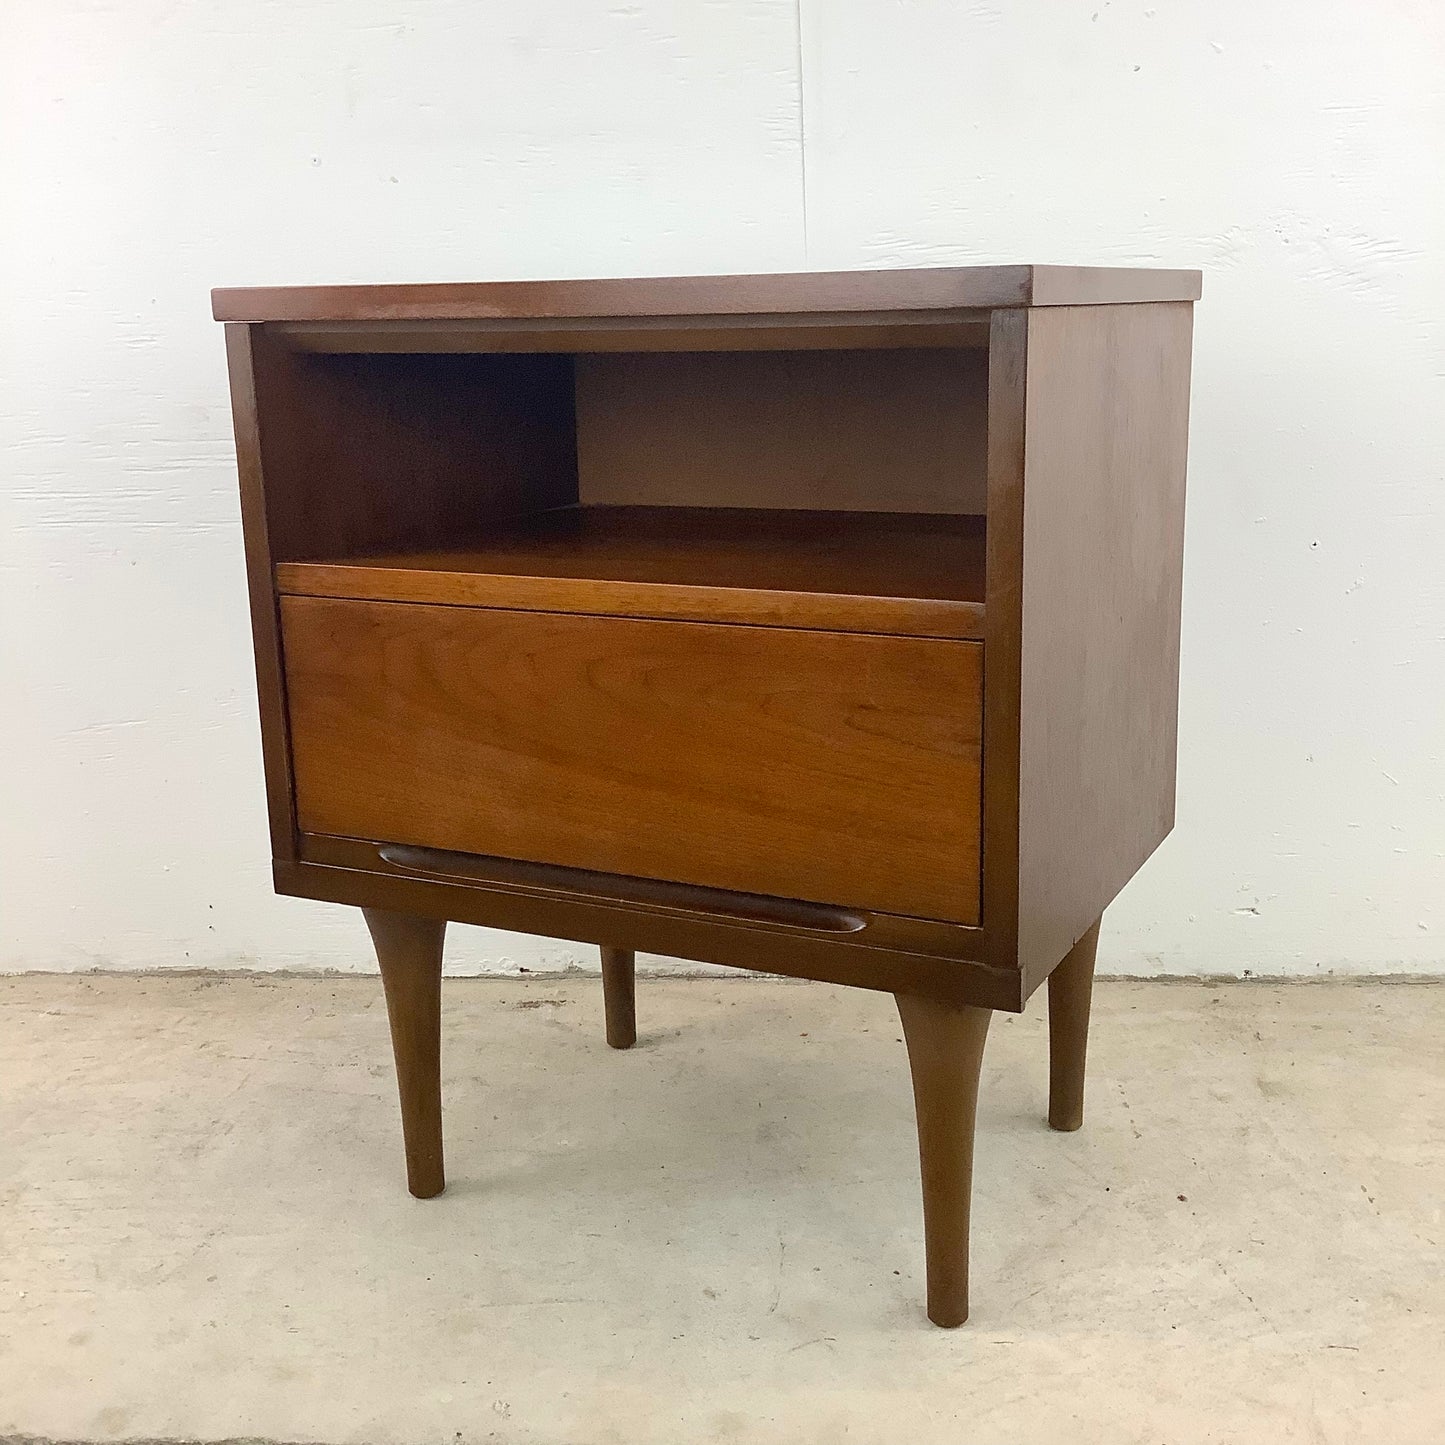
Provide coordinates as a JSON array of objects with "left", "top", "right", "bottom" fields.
[{"left": 281, "top": 597, "right": 982, "bottom": 923}]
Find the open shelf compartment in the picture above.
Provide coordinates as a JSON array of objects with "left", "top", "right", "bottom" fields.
[{"left": 254, "top": 341, "right": 992, "bottom": 640}]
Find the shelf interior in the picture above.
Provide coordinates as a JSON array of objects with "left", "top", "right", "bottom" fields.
[{"left": 277, "top": 505, "right": 987, "bottom": 640}]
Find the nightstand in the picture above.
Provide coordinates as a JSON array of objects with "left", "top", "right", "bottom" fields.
[{"left": 215, "top": 265, "right": 1197, "bottom": 1325}]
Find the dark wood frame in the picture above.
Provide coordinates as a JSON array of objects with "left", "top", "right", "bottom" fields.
[{"left": 215, "top": 264, "right": 1197, "bottom": 1324}]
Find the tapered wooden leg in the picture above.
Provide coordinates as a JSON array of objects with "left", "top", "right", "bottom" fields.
[
  {"left": 362, "top": 908, "right": 446, "bottom": 1199},
  {"left": 600, "top": 946, "right": 636, "bottom": 1049},
  {"left": 1048, "top": 919, "right": 1101, "bottom": 1132},
  {"left": 895, "top": 993, "right": 992, "bottom": 1327}
]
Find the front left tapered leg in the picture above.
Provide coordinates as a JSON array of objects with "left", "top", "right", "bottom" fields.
[
  {"left": 600, "top": 947, "right": 636, "bottom": 1049},
  {"left": 895, "top": 993, "right": 992, "bottom": 1327},
  {"left": 362, "top": 908, "right": 446, "bottom": 1198}
]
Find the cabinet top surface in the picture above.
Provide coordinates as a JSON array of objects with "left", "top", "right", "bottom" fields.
[{"left": 212, "top": 264, "right": 1201, "bottom": 323}]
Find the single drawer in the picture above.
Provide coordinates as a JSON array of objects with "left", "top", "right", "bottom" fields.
[{"left": 280, "top": 596, "right": 983, "bottom": 923}]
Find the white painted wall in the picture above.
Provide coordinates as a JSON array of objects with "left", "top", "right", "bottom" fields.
[{"left": 3, "top": 1, "right": 1441, "bottom": 977}]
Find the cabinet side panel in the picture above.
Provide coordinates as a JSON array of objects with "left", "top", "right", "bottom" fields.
[
  {"left": 1016, "top": 302, "right": 1194, "bottom": 993},
  {"left": 223, "top": 323, "right": 297, "bottom": 860}
]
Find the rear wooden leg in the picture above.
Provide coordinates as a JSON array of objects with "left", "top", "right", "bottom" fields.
[
  {"left": 1047, "top": 919, "right": 1101, "bottom": 1132},
  {"left": 895, "top": 993, "right": 992, "bottom": 1327},
  {"left": 362, "top": 908, "right": 446, "bottom": 1198},
  {"left": 600, "top": 946, "right": 636, "bottom": 1049}
]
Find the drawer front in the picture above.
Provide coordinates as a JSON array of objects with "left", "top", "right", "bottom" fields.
[{"left": 281, "top": 596, "right": 982, "bottom": 923}]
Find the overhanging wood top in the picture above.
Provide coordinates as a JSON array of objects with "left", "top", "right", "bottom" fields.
[{"left": 212, "top": 265, "right": 1201, "bottom": 324}]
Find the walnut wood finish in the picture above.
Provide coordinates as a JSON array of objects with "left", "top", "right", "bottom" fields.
[
  {"left": 1047, "top": 920, "right": 1101, "bottom": 1132},
  {"left": 266, "top": 315, "right": 995, "bottom": 355},
  {"left": 575, "top": 349, "right": 988, "bottom": 514},
  {"left": 216, "top": 264, "right": 1198, "bottom": 1327},
  {"left": 895, "top": 993, "right": 993, "bottom": 1327},
  {"left": 244, "top": 340, "right": 577, "bottom": 565},
  {"left": 221, "top": 325, "right": 296, "bottom": 860},
  {"left": 211, "top": 264, "right": 1201, "bottom": 324},
  {"left": 600, "top": 947, "right": 637, "bottom": 1050},
  {"left": 281, "top": 596, "right": 984, "bottom": 923},
  {"left": 981, "top": 302, "right": 1194, "bottom": 991},
  {"left": 362, "top": 908, "right": 447, "bottom": 1199},
  {"left": 293, "top": 834, "right": 1009, "bottom": 1007},
  {"left": 1018, "top": 304, "right": 1191, "bottom": 992},
  {"left": 278, "top": 507, "right": 987, "bottom": 640}
]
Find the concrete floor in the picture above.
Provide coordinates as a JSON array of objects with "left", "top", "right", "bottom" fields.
[{"left": 1, "top": 975, "right": 1441, "bottom": 1445}]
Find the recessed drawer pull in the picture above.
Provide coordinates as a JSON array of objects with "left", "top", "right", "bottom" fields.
[{"left": 378, "top": 844, "right": 868, "bottom": 934}]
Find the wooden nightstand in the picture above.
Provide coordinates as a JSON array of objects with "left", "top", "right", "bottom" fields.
[{"left": 214, "top": 265, "right": 1198, "bottom": 1326}]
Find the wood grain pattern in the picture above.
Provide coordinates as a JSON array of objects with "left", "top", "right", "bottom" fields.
[
  {"left": 1010, "top": 303, "right": 1194, "bottom": 992},
  {"left": 277, "top": 507, "right": 987, "bottom": 640},
  {"left": 281, "top": 597, "right": 984, "bottom": 923},
  {"left": 575, "top": 349, "right": 988, "bottom": 513},
  {"left": 211, "top": 264, "right": 1201, "bottom": 323}
]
